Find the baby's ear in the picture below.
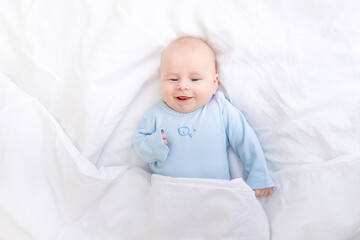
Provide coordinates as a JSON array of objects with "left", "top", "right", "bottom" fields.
[{"left": 213, "top": 74, "right": 219, "bottom": 93}]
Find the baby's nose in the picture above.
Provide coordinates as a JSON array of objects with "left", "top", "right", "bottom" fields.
[{"left": 177, "top": 79, "right": 190, "bottom": 90}]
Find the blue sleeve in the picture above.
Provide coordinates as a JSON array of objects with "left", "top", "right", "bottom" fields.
[
  {"left": 222, "top": 97, "right": 275, "bottom": 189},
  {"left": 132, "top": 116, "right": 169, "bottom": 164}
]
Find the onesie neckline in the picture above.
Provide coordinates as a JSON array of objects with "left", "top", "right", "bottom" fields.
[{"left": 159, "top": 101, "right": 203, "bottom": 116}]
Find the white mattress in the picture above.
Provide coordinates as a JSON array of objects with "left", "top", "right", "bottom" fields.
[{"left": 1, "top": 0, "right": 360, "bottom": 239}]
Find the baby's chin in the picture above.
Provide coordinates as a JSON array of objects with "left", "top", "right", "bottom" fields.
[{"left": 169, "top": 103, "right": 205, "bottom": 113}]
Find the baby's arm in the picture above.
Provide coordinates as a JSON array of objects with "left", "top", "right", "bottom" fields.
[
  {"left": 222, "top": 99, "right": 275, "bottom": 195},
  {"left": 132, "top": 118, "right": 169, "bottom": 163}
]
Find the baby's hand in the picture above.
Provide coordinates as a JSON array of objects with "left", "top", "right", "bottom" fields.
[
  {"left": 254, "top": 187, "right": 273, "bottom": 197},
  {"left": 161, "top": 132, "right": 168, "bottom": 145}
]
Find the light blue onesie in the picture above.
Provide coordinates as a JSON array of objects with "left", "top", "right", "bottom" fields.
[{"left": 132, "top": 91, "right": 274, "bottom": 189}]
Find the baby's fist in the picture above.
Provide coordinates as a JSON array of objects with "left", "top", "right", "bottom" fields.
[
  {"left": 254, "top": 187, "right": 273, "bottom": 197},
  {"left": 161, "top": 130, "right": 167, "bottom": 145}
]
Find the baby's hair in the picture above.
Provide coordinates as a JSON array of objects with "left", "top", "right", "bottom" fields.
[{"left": 162, "top": 36, "right": 218, "bottom": 72}]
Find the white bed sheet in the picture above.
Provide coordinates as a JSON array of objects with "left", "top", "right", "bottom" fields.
[{"left": 1, "top": 0, "right": 360, "bottom": 239}]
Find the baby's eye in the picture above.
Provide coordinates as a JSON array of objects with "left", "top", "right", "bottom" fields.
[
  {"left": 191, "top": 78, "right": 199, "bottom": 81},
  {"left": 170, "top": 79, "right": 178, "bottom": 81}
]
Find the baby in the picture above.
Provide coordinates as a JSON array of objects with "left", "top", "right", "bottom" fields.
[{"left": 133, "top": 37, "right": 274, "bottom": 197}]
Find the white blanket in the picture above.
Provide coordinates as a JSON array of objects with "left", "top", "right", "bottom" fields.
[{"left": 1, "top": 0, "right": 360, "bottom": 239}]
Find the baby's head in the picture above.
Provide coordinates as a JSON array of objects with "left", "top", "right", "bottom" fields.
[{"left": 160, "top": 37, "right": 218, "bottom": 113}]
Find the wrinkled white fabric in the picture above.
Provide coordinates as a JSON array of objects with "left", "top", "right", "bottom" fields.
[{"left": 1, "top": 0, "right": 360, "bottom": 239}]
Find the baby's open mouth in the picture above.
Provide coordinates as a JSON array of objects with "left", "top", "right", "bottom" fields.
[{"left": 176, "top": 96, "right": 192, "bottom": 101}]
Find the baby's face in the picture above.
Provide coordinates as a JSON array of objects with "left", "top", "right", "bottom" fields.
[{"left": 160, "top": 39, "right": 218, "bottom": 113}]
